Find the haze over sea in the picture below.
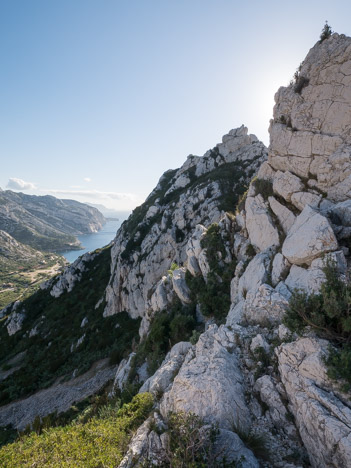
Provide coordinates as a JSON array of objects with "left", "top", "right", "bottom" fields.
[{"left": 61, "top": 214, "right": 129, "bottom": 263}]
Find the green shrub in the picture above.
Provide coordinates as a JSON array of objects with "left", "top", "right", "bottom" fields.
[
  {"left": 284, "top": 260, "right": 351, "bottom": 389},
  {"left": 0, "top": 246, "right": 141, "bottom": 405},
  {"left": 232, "top": 424, "right": 270, "bottom": 462},
  {"left": 130, "top": 300, "right": 197, "bottom": 377},
  {"left": 252, "top": 178, "right": 273, "bottom": 200},
  {"left": 320, "top": 21, "right": 333, "bottom": 42},
  {"left": 185, "top": 224, "right": 236, "bottom": 322},
  {"left": 157, "top": 412, "right": 238, "bottom": 467},
  {"left": 0, "top": 393, "right": 153, "bottom": 467}
]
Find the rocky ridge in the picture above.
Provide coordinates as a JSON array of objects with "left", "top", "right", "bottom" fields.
[
  {"left": 111, "top": 33, "right": 351, "bottom": 467},
  {"left": 1, "top": 32, "right": 351, "bottom": 468}
]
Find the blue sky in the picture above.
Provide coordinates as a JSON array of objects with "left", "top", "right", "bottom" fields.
[{"left": 1, "top": 0, "right": 351, "bottom": 211}]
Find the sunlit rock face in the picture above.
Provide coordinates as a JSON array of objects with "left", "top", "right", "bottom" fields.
[
  {"left": 104, "top": 126, "right": 267, "bottom": 321},
  {"left": 269, "top": 33, "right": 351, "bottom": 201}
]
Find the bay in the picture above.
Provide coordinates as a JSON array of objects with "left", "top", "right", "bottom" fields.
[{"left": 60, "top": 217, "right": 128, "bottom": 263}]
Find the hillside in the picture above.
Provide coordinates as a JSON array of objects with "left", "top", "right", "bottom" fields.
[
  {"left": 0, "top": 190, "right": 105, "bottom": 252},
  {"left": 1, "top": 31, "right": 351, "bottom": 468},
  {"left": 0, "top": 230, "right": 66, "bottom": 309}
]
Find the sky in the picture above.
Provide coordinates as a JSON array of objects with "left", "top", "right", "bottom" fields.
[{"left": 1, "top": 0, "right": 351, "bottom": 212}]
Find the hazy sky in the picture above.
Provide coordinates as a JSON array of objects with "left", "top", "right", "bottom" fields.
[{"left": 1, "top": 0, "right": 351, "bottom": 211}]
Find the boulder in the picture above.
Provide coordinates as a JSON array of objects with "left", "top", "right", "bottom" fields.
[
  {"left": 271, "top": 252, "right": 290, "bottom": 286},
  {"left": 236, "top": 250, "right": 272, "bottom": 301},
  {"left": 285, "top": 250, "right": 347, "bottom": 295},
  {"left": 282, "top": 205, "right": 338, "bottom": 265},
  {"left": 245, "top": 195, "right": 280, "bottom": 252},
  {"left": 160, "top": 325, "right": 251, "bottom": 431},
  {"left": 244, "top": 284, "right": 289, "bottom": 325},
  {"left": 110, "top": 353, "right": 136, "bottom": 394},
  {"left": 291, "top": 191, "right": 322, "bottom": 211},
  {"left": 140, "top": 342, "right": 192, "bottom": 396},
  {"left": 273, "top": 170, "right": 304, "bottom": 202},
  {"left": 6, "top": 311, "right": 25, "bottom": 336},
  {"left": 268, "top": 196, "right": 296, "bottom": 234},
  {"left": 172, "top": 268, "right": 192, "bottom": 304},
  {"left": 277, "top": 337, "right": 351, "bottom": 467}
]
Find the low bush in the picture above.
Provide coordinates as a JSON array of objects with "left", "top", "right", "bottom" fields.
[
  {"left": 186, "top": 223, "right": 236, "bottom": 322},
  {"left": 252, "top": 178, "right": 273, "bottom": 200},
  {"left": 0, "top": 393, "right": 153, "bottom": 467},
  {"left": 284, "top": 260, "right": 351, "bottom": 389},
  {"left": 320, "top": 21, "right": 333, "bottom": 43},
  {"left": 130, "top": 299, "right": 197, "bottom": 378},
  {"left": 155, "top": 411, "right": 238, "bottom": 467}
]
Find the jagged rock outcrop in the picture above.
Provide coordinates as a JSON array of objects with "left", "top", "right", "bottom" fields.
[
  {"left": 277, "top": 338, "right": 351, "bottom": 467},
  {"left": 160, "top": 325, "right": 250, "bottom": 431},
  {"left": 41, "top": 250, "right": 99, "bottom": 298},
  {"left": 3, "top": 31, "right": 351, "bottom": 468},
  {"left": 104, "top": 126, "right": 267, "bottom": 322}
]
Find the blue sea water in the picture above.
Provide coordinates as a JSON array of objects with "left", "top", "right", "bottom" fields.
[{"left": 60, "top": 218, "right": 126, "bottom": 263}]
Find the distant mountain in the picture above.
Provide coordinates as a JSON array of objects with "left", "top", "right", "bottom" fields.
[
  {"left": 86, "top": 203, "right": 126, "bottom": 219},
  {"left": 0, "top": 191, "right": 106, "bottom": 252}
]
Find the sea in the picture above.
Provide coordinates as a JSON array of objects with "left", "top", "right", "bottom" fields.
[{"left": 60, "top": 216, "right": 129, "bottom": 263}]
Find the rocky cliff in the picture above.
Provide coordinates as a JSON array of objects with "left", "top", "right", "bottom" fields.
[
  {"left": 1, "top": 32, "right": 351, "bottom": 468},
  {"left": 0, "top": 190, "right": 105, "bottom": 252}
]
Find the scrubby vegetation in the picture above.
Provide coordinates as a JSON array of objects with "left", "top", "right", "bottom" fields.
[
  {"left": 154, "top": 411, "right": 238, "bottom": 467},
  {"left": 130, "top": 299, "right": 198, "bottom": 380},
  {"left": 320, "top": 21, "right": 333, "bottom": 43},
  {"left": 284, "top": 261, "right": 351, "bottom": 390},
  {"left": 186, "top": 224, "right": 236, "bottom": 321},
  {"left": 252, "top": 178, "right": 273, "bottom": 200},
  {"left": 0, "top": 246, "right": 140, "bottom": 405},
  {"left": 0, "top": 251, "right": 66, "bottom": 309},
  {"left": 120, "top": 156, "right": 257, "bottom": 262},
  {"left": 0, "top": 392, "right": 153, "bottom": 468}
]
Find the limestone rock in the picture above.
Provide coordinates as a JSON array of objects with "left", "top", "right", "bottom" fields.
[
  {"left": 6, "top": 310, "right": 25, "bottom": 336},
  {"left": 118, "top": 418, "right": 154, "bottom": 468},
  {"left": 245, "top": 195, "right": 280, "bottom": 251},
  {"left": 282, "top": 205, "right": 338, "bottom": 265},
  {"left": 104, "top": 127, "right": 266, "bottom": 321},
  {"left": 277, "top": 337, "right": 351, "bottom": 467},
  {"left": 291, "top": 191, "right": 322, "bottom": 211},
  {"left": 185, "top": 224, "right": 207, "bottom": 276},
  {"left": 285, "top": 250, "right": 346, "bottom": 294},
  {"left": 268, "top": 196, "right": 296, "bottom": 234},
  {"left": 160, "top": 325, "right": 251, "bottom": 431},
  {"left": 214, "top": 429, "right": 259, "bottom": 467},
  {"left": 172, "top": 268, "right": 192, "bottom": 304},
  {"left": 254, "top": 375, "right": 292, "bottom": 432},
  {"left": 111, "top": 353, "right": 136, "bottom": 394},
  {"left": 244, "top": 284, "right": 289, "bottom": 325},
  {"left": 271, "top": 253, "right": 290, "bottom": 286},
  {"left": 250, "top": 334, "right": 270, "bottom": 354},
  {"left": 150, "top": 276, "right": 174, "bottom": 313},
  {"left": 257, "top": 161, "right": 275, "bottom": 182},
  {"left": 236, "top": 250, "right": 272, "bottom": 302},
  {"left": 140, "top": 342, "right": 192, "bottom": 396},
  {"left": 273, "top": 171, "right": 304, "bottom": 202},
  {"left": 269, "top": 34, "right": 351, "bottom": 202}
]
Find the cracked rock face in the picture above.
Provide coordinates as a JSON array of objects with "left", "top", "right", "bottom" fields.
[
  {"left": 160, "top": 325, "right": 250, "bottom": 431},
  {"left": 277, "top": 338, "right": 351, "bottom": 468},
  {"left": 269, "top": 33, "right": 351, "bottom": 199},
  {"left": 282, "top": 205, "right": 338, "bottom": 265},
  {"left": 104, "top": 127, "right": 267, "bottom": 322}
]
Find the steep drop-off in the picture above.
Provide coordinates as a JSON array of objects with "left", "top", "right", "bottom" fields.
[{"left": 2, "top": 32, "right": 351, "bottom": 468}]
